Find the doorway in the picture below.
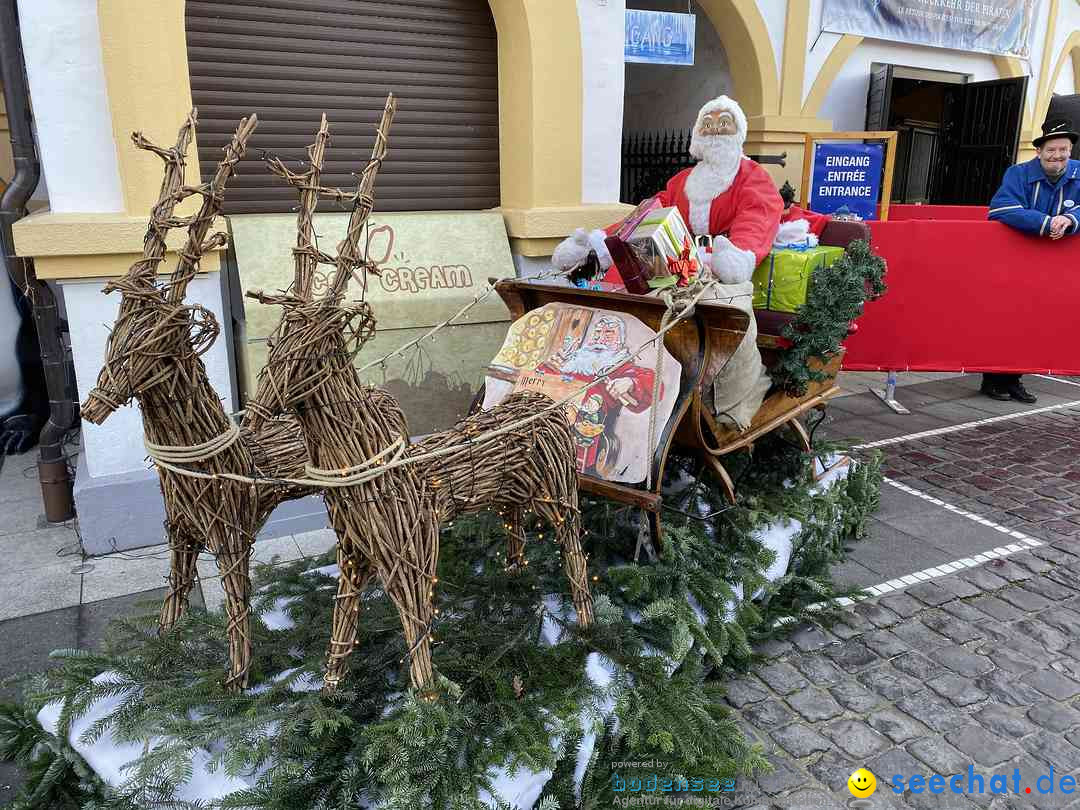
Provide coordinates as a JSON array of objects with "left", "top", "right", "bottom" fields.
[{"left": 866, "top": 64, "right": 1027, "bottom": 206}]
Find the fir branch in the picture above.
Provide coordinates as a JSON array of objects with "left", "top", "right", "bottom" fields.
[{"left": 770, "top": 239, "right": 888, "bottom": 397}]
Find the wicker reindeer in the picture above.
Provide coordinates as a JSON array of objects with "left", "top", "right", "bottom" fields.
[
  {"left": 81, "top": 113, "right": 312, "bottom": 691},
  {"left": 246, "top": 101, "right": 593, "bottom": 693}
]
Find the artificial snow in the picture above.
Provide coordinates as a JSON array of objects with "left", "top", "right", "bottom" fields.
[
  {"left": 37, "top": 673, "right": 251, "bottom": 802},
  {"left": 260, "top": 596, "right": 299, "bottom": 631},
  {"left": 479, "top": 762, "right": 556, "bottom": 810},
  {"left": 572, "top": 653, "right": 618, "bottom": 801}
]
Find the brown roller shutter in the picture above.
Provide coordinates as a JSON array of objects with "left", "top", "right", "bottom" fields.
[{"left": 185, "top": 0, "right": 499, "bottom": 214}]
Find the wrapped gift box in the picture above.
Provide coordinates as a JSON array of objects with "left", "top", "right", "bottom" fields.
[
  {"left": 627, "top": 206, "right": 696, "bottom": 263},
  {"left": 752, "top": 245, "right": 844, "bottom": 313}
]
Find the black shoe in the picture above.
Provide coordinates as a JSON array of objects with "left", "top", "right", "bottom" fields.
[
  {"left": 1006, "top": 382, "right": 1037, "bottom": 404},
  {"left": 982, "top": 386, "right": 1011, "bottom": 401}
]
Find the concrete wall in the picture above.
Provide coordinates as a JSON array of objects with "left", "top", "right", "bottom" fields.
[
  {"left": 804, "top": 0, "right": 1080, "bottom": 139},
  {"left": 758, "top": 0, "right": 787, "bottom": 89},
  {"left": 1055, "top": 66, "right": 1076, "bottom": 96},
  {"left": 17, "top": 0, "right": 123, "bottom": 213},
  {"left": 622, "top": 1, "right": 733, "bottom": 135},
  {"left": 579, "top": 0, "right": 626, "bottom": 203},
  {"left": 818, "top": 40, "right": 1000, "bottom": 131}
]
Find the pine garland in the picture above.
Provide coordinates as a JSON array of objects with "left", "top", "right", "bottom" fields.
[
  {"left": 0, "top": 438, "right": 882, "bottom": 810},
  {"left": 769, "top": 239, "right": 888, "bottom": 397}
]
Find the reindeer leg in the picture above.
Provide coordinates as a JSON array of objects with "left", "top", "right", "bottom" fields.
[
  {"left": 324, "top": 537, "right": 375, "bottom": 694},
  {"left": 159, "top": 524, "right": 203, "bottom": 633},
  {"left": 535, "top": 497, "right": 594, "bottom": 629},
  {"left": 215, "top": 542, "right": 254, "bottom": 691},
  {"left": 384, "top": 511, "right": 439, "bottom": 693},
  {"left": 505, "top": 505, "right": 527, "bottom": 572}
]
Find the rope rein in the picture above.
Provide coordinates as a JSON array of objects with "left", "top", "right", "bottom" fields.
[
  {"left": 147, "top": 278, "right": 733, "bottom": 487},
  {"left": 145, "top": 420, "right": 242, "bottom": 464}
]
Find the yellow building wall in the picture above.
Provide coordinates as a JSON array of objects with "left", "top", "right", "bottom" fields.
[{"left": 14, "top": 0, "right": 628, "bottom": 272}]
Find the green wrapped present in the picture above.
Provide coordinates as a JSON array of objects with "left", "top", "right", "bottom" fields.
[{"left": 752, "top": 245, "right": 845, "bottom": 313}]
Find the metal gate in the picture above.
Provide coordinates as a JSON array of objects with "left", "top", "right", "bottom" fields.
[{"left": 620, "top": 129, "right": 786, "bottom": 204}]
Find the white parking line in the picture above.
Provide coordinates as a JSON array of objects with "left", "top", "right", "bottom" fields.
[
  {"left": 1035, "top": 374, "right": 1080, "bottom": 388},
  {"left": 852, "top": 399, "right": 1080, "bottom": 450},
  {"left": 789, "top": 478, "right": 1047, "bottom": 619}
]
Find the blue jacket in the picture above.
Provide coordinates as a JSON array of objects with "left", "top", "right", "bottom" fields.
[{"left": 988, "top": 157, "right": 1080, "bottom": 236}]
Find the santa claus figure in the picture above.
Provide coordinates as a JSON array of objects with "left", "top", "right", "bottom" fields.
[
  {"left": 553, "top": 95, "right": 783, "bottom": 285},
  {"left": 551, "top": 95, "right": 777, "bottom": 432},
  {"left": 540, "top": 314, "right": 658, "bottom": 474}
]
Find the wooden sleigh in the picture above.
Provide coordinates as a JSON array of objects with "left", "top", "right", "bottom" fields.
[{"left": 491, "top": 278, "right": 843, "bottom": 547}]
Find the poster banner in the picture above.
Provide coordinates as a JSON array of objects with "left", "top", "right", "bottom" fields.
[
  {"left": 483, "top": 304, "right": 681, "bottom": 485},
  {"left": 231, "top": 211, "right": 516, "bottom": 436},
  {"left": 625, "top": 10, "right": 696, "bottom": 66},
  {"left": 821, "top": 0, "right": 1038, "bottom": 57},
  {"left": 809, "top": 142, "right": 885, "bottom": 220}
]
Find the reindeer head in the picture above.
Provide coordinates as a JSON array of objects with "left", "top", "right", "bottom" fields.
[
  {"left": 81, "top": 112, "right": 257, "bottom": 425},
  {"left": 244, "top": 100, "right": 395, "bottom": 431},
  {"left": 81, "top": 269, "right": 223, "bottom": 425},
  {"left": 245, "top": 292, "right": 377, "bottom": 428}
]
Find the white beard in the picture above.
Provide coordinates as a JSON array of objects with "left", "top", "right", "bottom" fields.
[
  {"left": 684, "top": 134, "right": 743, "bottom": 236},
  {"left": 557, "top": 344, "right": 630, "bottom": 377}
]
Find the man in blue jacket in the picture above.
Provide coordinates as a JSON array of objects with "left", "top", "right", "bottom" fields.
[{"left": 984, "top": 118, "right": 1080, "bottom": 403}]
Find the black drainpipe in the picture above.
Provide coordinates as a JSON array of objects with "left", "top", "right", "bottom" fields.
[{"left": 0, "top": 0, "right": 76, "bottom": 521}]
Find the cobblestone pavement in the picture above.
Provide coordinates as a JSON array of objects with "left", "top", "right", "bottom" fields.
[
  {"left": 733, "top": 544, "right": 1080, "bottom": 809},
  {"left": 882, "top": 408, "right": 1080, "bottom": 543}
]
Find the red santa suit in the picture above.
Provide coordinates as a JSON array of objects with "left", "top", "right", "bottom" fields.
[
  {"left": 780, "top": 204, "right": 830, "bottom": 236},
  {"left": 598, "top": 159, "right": 782, "bottom": 285},
  {"left": 552, "top": 96, "right": 783, "bottom": 287}
]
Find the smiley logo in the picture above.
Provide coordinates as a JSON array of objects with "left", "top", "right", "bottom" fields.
[{"left": 848, "top": 768, "right": 877, "bottom": 798}]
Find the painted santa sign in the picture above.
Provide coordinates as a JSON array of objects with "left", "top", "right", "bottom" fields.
[{"left": 483, "top": 304, "right": 681, "bottom": 484}]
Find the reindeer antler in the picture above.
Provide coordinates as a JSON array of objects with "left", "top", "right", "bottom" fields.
[
  {"left": 265, "top": 114, "right": 334, "bottom": 301},
  {"left": 120, "top": 110, "right": 198, "bottom": 285},
  {"left": 325, "top": 94, "right": 396, "bottom": 302},
  {"left": 264, "top": 95, "right": 395, "bottom": 303},
  {"left": 166, "top": 114, "right": 259, "bottom": 304}
]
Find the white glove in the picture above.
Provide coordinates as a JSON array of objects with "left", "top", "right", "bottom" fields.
[
  {"left": 551, "top": 228, "right": 614, "bottom": 272},
  {"left": 551, "top": 227, "right": 591, "bottom": 271},
  {"left": 710, "top": 235, "right": 757, "bottom": 284},
  {"left": 586, "top": 228, "right": 613, "bottom": 270}
]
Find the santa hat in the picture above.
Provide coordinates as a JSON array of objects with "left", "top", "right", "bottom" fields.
[{"left": 689, "top": 96, "right": 748, "bottom": 160}]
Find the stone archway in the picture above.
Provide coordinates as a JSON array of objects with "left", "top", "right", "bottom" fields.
[{"left": 694, "top": 0, "right": 779, "bottom": 118}]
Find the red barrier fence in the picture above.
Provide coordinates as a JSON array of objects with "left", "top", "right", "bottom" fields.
[{"left": 842, "top": 205, "right": 1080, "bottom": 376}]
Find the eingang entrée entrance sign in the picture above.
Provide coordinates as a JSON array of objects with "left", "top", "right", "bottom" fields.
[
  {"left": 810, "top": 143, "right": 886, "bottom": 220},
  {"left": 821, "top": 0, "right": 1038, "bottom": 58}
]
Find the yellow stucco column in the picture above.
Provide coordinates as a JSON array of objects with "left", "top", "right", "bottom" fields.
[
  {"left": 490, "top": 0, "right": 629, "bottom": 256},
  {"left": 998, "top": 1, "right": 1061, "bottom": 164},
  {"left": 13, "top": 0, "right": 219, "bottom": 279}
]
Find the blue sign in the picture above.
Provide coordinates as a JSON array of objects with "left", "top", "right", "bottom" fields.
[
  {"left": 809, "top": 142, "right": 885, "bottom": 221},
  {"left": 625, "top": 10, "right": 695, "bottom": 66}
]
